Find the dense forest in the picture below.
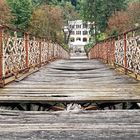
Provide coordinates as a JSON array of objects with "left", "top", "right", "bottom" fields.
[{"left": 0, "top": 0, "right": 140, "bottom": 47}]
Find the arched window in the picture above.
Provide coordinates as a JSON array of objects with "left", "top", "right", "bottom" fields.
[
  {"left": 70, "top": 37, "right": 75, "bottom": 42},
  {"left": 83, "top": 38, "right": 87, "bottom": 42},
  {"left": 76, "top": 37, "right": 81, "bottom": 41},
  {"left": 83, "top": 31, "right": 88, "bottom": 35}
]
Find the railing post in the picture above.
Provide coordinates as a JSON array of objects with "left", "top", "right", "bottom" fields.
[
  {"left": 58, "top": 46, "right": 60, "bottom": 59},
  {"left": 106, "top": 41, "right": 108, "bottom": 63},
  {"left": 47, "top": 41, "right": 50, "bottom": 61},
  {"left": 112, "top": 38, "right": 115, "bottom": 67},
  {"left": 56, "top": 44, "right": 58, "bottom": 59},
  {"left": 24, "top": 33, "right": 29, "bottom": 69},
  {"left": 0, "top": 28, "right": 4, "bottom": 87},
  {"left": 97, "top": 44, "right": 99, "bottom": 59},
  {"left": 52, "top": 42, "right": 55, "bottom": 59},
  {"left": 39, "top": 38, "right": 42, "bottom": 67},
  {"left": 124, "top": 33, "right": 127, "bottom": 74}
]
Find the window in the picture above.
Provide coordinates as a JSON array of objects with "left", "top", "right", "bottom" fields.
[
  {"left": 76, "top": 37, "right": 81, "bottom": 41},
  {"left": 69, "top": 25, "right": 75, "bottom": 29},
  {"left": 83, "top": 31, "right": 88, "bottom": 35},
  {"left": 83, "top": 23, "right": 88, "bottom": 28},
  {"left": 71, "top": 31, "right": 75, "bottom": 35},
  {"left": 70, "top": 37, "right": 75, "bottom": 42},
  {"left": 76, "top": 31, "right": 81, "bottom": 35},
  {"left": 76, "top": 25, "right": 81, "bottom": 28},
  {"left": 83, "top": 38, "right": 87, "bottom": 42}
]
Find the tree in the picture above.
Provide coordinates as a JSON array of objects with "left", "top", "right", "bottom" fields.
[
  {"left": 81, "top": 0, "right": 127, "bottom": 40},
  {"left": 7, "top": 0, "right": 33, "bottom": 30},
  {"left": 29, "top": 5, "right": 63, "bottom": 42},
  {"left": 127, "top": 2, "right": 140, "bottom": 28},
  {"left": 107, "top": 1, "right": 140, "bottom": 35},
  {"left": 0, "top": 0, "right": 12, "bottom": 25},
  {"left": 62, "top": 2, "right": 80, "bottom": 44},
  {"left": 107, "top": 11, "right": 129, "bottom": 35}
]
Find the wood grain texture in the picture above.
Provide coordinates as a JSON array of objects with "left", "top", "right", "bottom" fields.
[
  {"left": 0, "top": 59, "right": 140, "bottom": 103},
  {"left": 0, "top": 110, "right": 139, "bottom": 139}
]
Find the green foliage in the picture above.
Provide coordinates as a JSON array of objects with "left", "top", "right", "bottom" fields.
[
  {"left": 61, "top": 43, "right": 69, "bottom": 51},
  {"left": 84, "top": 38, "right": 96, "bottom": 53},
  {"left": 97, "top": 33, "right": 106, "bottom": 41},
  {"left": 63, "top": 2, "right": 79, "bottom": 23},
  {"left": 84, "top": 33, "right": 106, "bottom": 53},
  {"left": 81, "top": 0, "right": 127, "bottom": 32},
  {"left": 7, "top": 0, "right": 33, "bottom": 30}
]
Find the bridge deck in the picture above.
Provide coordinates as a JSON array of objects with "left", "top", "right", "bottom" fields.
[
  {"left": 0, "top": 58, "right": 140, "bottom": 103},
  {"left": 0, "top": 110, "right": 139, "bottom": 139}
]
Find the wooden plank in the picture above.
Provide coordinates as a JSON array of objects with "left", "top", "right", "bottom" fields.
[
  {"left": 0, "top": 59, "right": 140, "bottom": 103},
  {"left": 0, "top": 110, "right": 139, "bottom": 139}
]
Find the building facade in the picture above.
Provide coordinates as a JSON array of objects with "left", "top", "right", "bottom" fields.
[{"left": 67, "top": 20, "right": 92, "bottom": 53}]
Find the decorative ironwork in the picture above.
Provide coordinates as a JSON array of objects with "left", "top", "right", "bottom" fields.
[
  {"left": 0, "top": 26, "right": 69, "bottom": 86},
  {"left": 3, "top": 34, "right": 26, "bottom": 77},
  {"left": 115, "top": 39, "right": 124, "bottom": 66},
  {"left": 89, "top": 27, "right": 140, "bottom": 76},
  {"left": 126, "top": 36, "right": 140, "bottom": 73},
  {"left": 41, "top": 41, "right": 49, "bottom": 63},
  {"left": 28, "top": 40, "right": 40, "bottom": 67}
]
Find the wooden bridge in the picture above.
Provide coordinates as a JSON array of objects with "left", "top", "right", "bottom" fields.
[{"left": 0, "top": 26, "right": 140, "bottom": 139}]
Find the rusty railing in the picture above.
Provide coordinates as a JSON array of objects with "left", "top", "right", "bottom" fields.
[
  {"left": 0, "top": 26, "right": 69, "bottom": 87},
  {"left": 88, "top": 27, "right": 140, "bottom": 76}
]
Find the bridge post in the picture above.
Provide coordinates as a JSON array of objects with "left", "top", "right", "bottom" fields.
[
  {"left": 24, "top": 33, "right": 29, "bottom": 69},
  {"left": 112, "top": 38, "right": 116, "bottom": 68},
  {"left": 39, "top": 38, "right": 42, "bottom": 67},
  {"left": 47, "top": 41, "right": 50, "bottom": 61},
  {"left": 124, "top": 33, "right": 128, "bottom": 74},
  {"left": 97, "top": 44, "right": 99, "bottom": 59},
  {"left": 52, "top": 42, "right": 54, "bottom": 60},
  {"left": 106, "top": 41, "right": 109, "bottom": 63},
  {"left": 56, "top": 44, "right": 58, "bottom": 59},
  {"left": 50, "top": 41, "right": 53, "bottom": 60},
  {"left": 0, "top": 27, "right": 4, "bottom": 87}
]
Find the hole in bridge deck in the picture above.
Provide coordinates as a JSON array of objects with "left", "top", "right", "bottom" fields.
[
  {"left": 0, "top": 102, "right": 140, "bottom": 111},
  {"left": 51, "top": 95, "right": 68, "bottom": 97},
  {"left": 52, "top": 67, "right": 100, "bottom": 71}
]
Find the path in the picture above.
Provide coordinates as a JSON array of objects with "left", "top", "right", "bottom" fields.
[{"left": 0, "top": 55, "right": 140, "bottom": 104}]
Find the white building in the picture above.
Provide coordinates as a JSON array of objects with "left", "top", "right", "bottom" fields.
[{"left": 66, "top": 20, "right": 93, "bottom": 53}]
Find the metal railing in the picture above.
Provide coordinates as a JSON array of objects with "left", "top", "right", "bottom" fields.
[
  {"left": 88, "top": 27, "right": 140, "bottom": 76},
  {"left": 0, "top": 26, "right": 69, "bottom": 87}
]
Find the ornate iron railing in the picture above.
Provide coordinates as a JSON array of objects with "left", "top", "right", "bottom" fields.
[
  {"left": 0, "top": 26, "right": 69, "bottom": 87},
  {"left": 88, "top": 27, "right": 140, "bottom": 75}
]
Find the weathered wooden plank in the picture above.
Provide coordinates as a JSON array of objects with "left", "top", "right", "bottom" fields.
[
  {"left": 0, "top": 59, "right": 140, "bottom": 103},
  {"left": 0, "top": 110, "right": 139, "bottom": 139}
]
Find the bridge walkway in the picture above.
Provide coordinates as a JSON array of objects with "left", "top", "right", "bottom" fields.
[
  {"left": 0, "top": 54, "right": 140, "bottom": 105},
  {"left": 0, "top": 54, "right": 140, "bottom": 139}
]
